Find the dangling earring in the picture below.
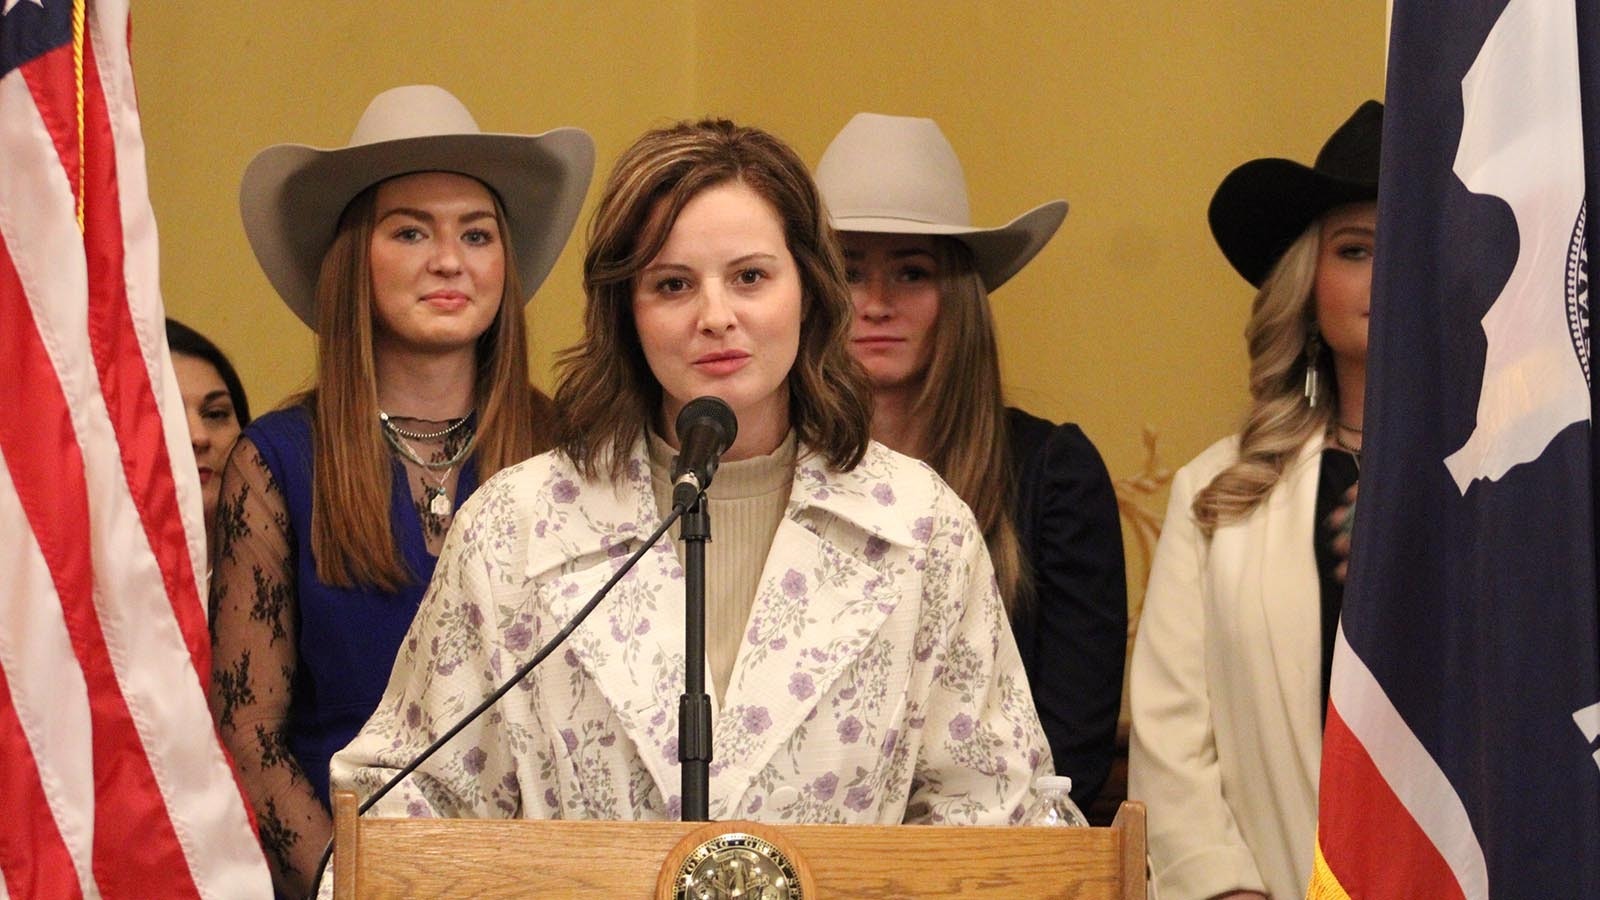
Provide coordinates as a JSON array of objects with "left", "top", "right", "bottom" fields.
[{"left": 1303, "top": 327, "right": 1322, "bottom": 408}]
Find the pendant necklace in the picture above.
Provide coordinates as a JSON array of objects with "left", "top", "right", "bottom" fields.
[
  {"left": 421, "top": 465, "right": 456, "bottom": 517},
  {"left": 380, "top": 417, "right": 475, "bottom": 517}
]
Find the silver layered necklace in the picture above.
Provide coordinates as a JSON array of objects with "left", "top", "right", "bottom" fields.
[{"left": 379, "top": 411, "right": 475, "bottom": 516}]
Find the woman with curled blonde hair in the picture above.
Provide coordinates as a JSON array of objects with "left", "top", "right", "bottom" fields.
[
  {"left": 1193, "top": 227, "right": 1329, "bottom": 533},
  {"left": 1129, "top": 100, "right": 1381, "bottom": 900},
  {"left": 332, "top": 117, "right": 1051, "bottom": 829}
]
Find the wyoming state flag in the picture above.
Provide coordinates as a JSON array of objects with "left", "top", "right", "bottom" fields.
[{"left": 1309, "top": 1, "right": 1600, "bottom": 898}]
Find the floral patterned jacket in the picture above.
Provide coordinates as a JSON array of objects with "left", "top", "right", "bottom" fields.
[{"left": 330, "top": 439, "right": 1051, "bottom": 826}]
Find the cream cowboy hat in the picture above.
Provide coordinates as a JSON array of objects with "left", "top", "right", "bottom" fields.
[
  {"left": 814, "top": 112, "right": 1068, "bottom": 291},
  {"left": 239, "top": 84, "right": 595, "bottom": 329}
]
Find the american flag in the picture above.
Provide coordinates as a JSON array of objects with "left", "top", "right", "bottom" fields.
[
  {"left": 1309, "top": 0, "right": 1600, "bottom": 897},
  {"left": 0, "top": 0, "right": 268, "bottom": 896}
]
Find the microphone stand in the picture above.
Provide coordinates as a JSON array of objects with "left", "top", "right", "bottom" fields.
[
  {"left": 306, "top": 502, "right": 692, "bottom": 897},
  {"left": 677, "top": 490, "right": 712, "bottom": 821}
]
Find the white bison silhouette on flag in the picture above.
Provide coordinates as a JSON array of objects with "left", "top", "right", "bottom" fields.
[{"left": 1445, "top": 0, "right": 1591, "bottom": 494}]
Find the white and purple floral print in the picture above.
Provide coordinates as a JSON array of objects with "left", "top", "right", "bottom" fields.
[{"left": 331, "top": 439, "right": 1051, "bottom": 826}]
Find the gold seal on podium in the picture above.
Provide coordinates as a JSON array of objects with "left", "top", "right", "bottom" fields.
[{"left": 669, "top": 830, "right": 803, "bottom": 900}]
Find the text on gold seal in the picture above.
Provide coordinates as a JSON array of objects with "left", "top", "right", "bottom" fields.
[{"left": 670, "top": 831, "right": 802, "bottom": 900}]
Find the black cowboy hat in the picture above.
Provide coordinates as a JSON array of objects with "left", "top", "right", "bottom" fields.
[{"left": 1208, "top": 100, "right": 1382, "bottom": 287}]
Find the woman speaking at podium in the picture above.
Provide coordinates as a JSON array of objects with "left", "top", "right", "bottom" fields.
[{"left": 332, "top": 119, "right": 1051, "bottom": 826}]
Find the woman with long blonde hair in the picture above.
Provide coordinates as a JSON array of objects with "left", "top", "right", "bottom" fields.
[
  {"left": 814, "top": 113, "right": 1127, "bottom": 809},
  {"left": 1129, "top": 100, "right": 1380, "bottom": 900},
  {"left": 209, "top": 85, "right": 592, "bottom": 895}
]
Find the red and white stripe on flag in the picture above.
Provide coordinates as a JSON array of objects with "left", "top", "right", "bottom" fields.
[
  {"left": 1309, "top": 633, "right": 1484, "bottom": 899},
  {"left": 1309, "top": 0, "right": 1600, "bottom": 896},
  {"left": 0, "top": 1, "right": 269, "bottom": 897}
]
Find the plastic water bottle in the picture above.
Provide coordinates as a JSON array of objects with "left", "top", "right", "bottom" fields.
[{"left": 1022, "top": 774, "right": 1090, "bottom": 826}]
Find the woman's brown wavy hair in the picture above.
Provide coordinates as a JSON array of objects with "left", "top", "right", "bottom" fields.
[{"left": 555, "top": 118, "right": 871, "bottom": 480}]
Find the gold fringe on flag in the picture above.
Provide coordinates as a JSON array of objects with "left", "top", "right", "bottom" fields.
[
  {"left": 72, "top": 0, "right": 86, "bottom": 231},
  {"left": 1306, "top": 835, "right": 1353, "bottom": 900}
]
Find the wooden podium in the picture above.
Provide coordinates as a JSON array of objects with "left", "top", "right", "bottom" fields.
[{"left": 331, "top": 790, "right": 1146, "bottom": 899}]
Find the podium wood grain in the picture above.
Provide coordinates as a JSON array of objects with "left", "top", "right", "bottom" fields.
[{"left": 333, "top": 791, "right": 1146, "bottom": 899}]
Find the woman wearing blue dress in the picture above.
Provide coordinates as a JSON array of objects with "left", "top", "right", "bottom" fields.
[{"left": 208, "top": 84, "right": 592, "bottom": 896}]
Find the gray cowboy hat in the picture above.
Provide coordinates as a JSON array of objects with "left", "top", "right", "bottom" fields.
[
  {"left": 814, "top": 112, "right": 1068, "bottom": 291},
  {"left": 239, "top": 84, "right": 595, "bottom": 328}
]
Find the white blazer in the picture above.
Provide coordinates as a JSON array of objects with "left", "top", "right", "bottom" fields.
[{"left": 1129, "top": 434, "right": 1327, "bottom": 900}]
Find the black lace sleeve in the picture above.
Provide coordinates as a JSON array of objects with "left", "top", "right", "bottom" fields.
[{"left": 208, "top": 436, "right": 328, "bottom": 897}]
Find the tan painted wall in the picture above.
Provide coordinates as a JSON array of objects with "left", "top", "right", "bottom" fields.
[{"left": 137, "top": 2, "right": 1386, "bottom": 579}]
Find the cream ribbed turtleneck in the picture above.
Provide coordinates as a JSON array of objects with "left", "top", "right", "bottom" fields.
[{"left": 647, "top": 430, "right": 795, "bottom": 704}]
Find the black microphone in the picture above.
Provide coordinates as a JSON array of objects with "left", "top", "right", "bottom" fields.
[{"left": 671, "top": 396, "right": 738, "bottom": 510}]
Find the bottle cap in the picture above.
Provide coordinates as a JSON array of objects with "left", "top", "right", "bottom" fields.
[{"left": 1035, "top": 775, "right": 1074, "bottom": 792}]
